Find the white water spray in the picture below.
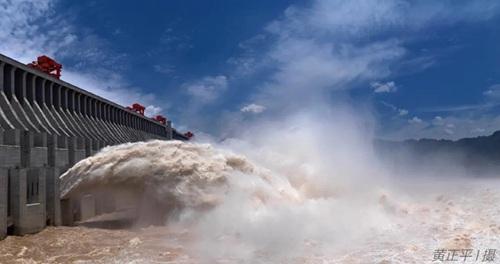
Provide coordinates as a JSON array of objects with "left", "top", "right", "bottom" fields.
[{"left": 58, "top": 109, "right": 500, "bottom": 263}]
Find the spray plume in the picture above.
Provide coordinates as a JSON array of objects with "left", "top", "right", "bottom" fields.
[{"left": 60, "top": 105, "right": 422, "bottom": 262}]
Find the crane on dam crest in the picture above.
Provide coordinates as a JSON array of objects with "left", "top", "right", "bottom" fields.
[
  {"left": 0, "top": 53, "right": 193, "bottom": 239},
  {"left": 27, "top": 55, "right": 62, "bottom": 79}
]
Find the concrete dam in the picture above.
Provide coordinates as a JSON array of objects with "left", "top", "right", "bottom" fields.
[{"left": 0, "top": 53, "right": 185, "bottom": 239}]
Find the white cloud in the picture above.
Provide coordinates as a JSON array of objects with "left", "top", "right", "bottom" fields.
[
  {"left": 0, "top": 0, "right": 168, "bottom": 118},
  {"left": 0, "top": 0, "right": 73, "bottom": 62},
  {"left": 398, "top": 109, "right": 408, "bottom": 116},
  {"left": 184, "top": 75, "right": 228, "bottom": 103},
  {"left": 223, "top": 0, "right": 500, "bottom": 126},
  {"left": 419, "top": 83, "right": 500, "bottom": 115},
  {"left": 227, "top": 56, "right": 259, "bottom": 77},
  {"left": 153, "top": 64, "right": 175, "bottom": 75},
  {"left": 472, "top": 128, "right": 485, "bottom": 134},
  {"left": 431, "top": 116, "right": 444, "bottom": 126},
  {"left": 387, "top": 115, "right": 500, "bottom": 140},
  {"left": 444, "top": 128, "right": 454, "bottom": 135},
  {"left": 408, "top": 117, "right": 423, "bottom": 124},
  {"left": 145, "top": 105, "right": 163, "bottom": 117},
  {"left": 224, "top": 0, "right": 500, "bottom": 140},
  {"left": 63, "top": 70, "right": 167, "bottom": 115},
  {"left": 266, "top": 0, "right": 499, "bottom": 38},
  {"left": 241, "top": 103, "right": 266, "bottom": 114},
  {"left": 371, "top": 81, "right": 397, "bottom": 93},
  {"left": 422, "top": 102, "right": 500, "bottom": 113},
  {"left": 483, "top": 84, "right": 500, "bottom": 98},
  {"left": 264, "top": 39, "right": 404, "bottom": 103},
  {"left": 174, "top": 0, "right": 500, "bottom": 135},
  {"left": 380, "top": 101, "right": 408, "bottom": 117}
]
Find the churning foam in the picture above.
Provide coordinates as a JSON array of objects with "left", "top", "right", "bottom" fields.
[
  {"left": 60, "top": 140, "right": 300, "bottom": 222},
  {"left": 57, "top": 110, "right": 500, "bottom": 263},
  {"left": 59, "top": 138, "right": 398, "bottom": 261}
]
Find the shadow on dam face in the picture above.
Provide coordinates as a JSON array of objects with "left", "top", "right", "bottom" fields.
[{"left": 61, "top": 187, "right": 179, "bottom": 230}]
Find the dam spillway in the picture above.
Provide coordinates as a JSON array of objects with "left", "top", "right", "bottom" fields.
[{"left": 0, "top": 53, "right": 178, "bottom": 239}]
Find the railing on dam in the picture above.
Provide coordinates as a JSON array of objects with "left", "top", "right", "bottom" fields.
[{"left": 0, "top": 53, "right": 174, "bottom": 239}]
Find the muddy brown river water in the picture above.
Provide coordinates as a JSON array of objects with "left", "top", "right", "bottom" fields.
[
  {"left": 0, "top": 226, "right": 188, "bottom": 263},
  {"left": 1, "top": 185, "right": 500, "bottom": 264}
]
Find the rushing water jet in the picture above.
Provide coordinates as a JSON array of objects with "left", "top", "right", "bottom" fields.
[{"left": 59, "top": 140, "right": 299, "bottom": 227}]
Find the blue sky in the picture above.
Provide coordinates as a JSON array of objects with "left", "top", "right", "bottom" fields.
[{"left": 1, "top": 0, "right": 499, "bottom": 140}]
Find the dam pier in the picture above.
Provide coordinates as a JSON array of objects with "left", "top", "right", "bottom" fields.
[{"left": 0, "top": 53, "right": 182, "bottom": 239}]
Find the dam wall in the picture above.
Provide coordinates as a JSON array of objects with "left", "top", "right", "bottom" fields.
[{"left": 0, "top": 53, "right": 173, "bottom": 239}]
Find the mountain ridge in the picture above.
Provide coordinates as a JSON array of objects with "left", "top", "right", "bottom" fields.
[{"left": 374, "top": 130, "right": 500, "bottom": 172}]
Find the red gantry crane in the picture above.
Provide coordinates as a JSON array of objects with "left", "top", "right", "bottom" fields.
[
  {"left": 184, "top": 131, "right": 194, "bottom": 139},
  {"left": 154, "top": 115, "right": 167, "bottom": 125},
  {"left": 125, "top": 105, "right": 194, "bottom": 140},
  {"left": 126, "top": 103, "right": 145, "bottom": 115},
  {"left": 27, "top": 55, "right": 62, "bottom": 79}
]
